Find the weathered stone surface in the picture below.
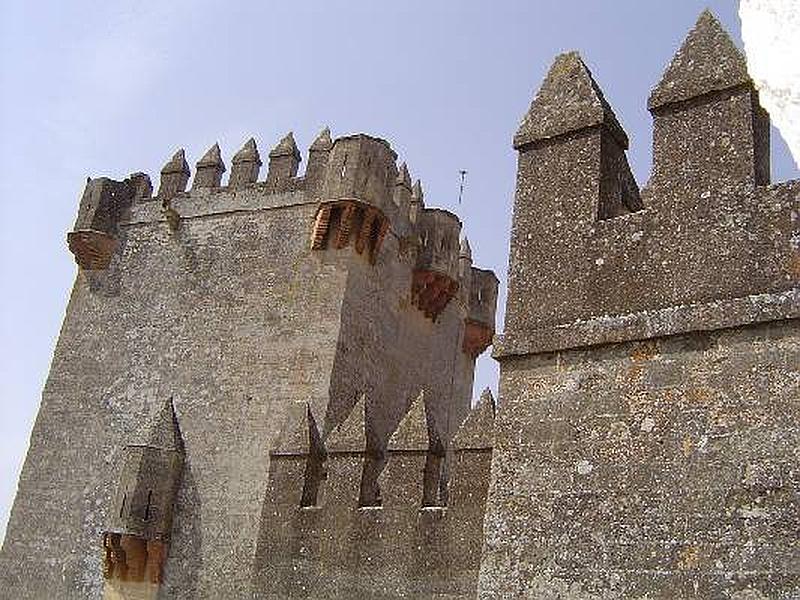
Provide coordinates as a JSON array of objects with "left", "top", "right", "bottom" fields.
[
  {"left": 483, "top": 9, "right": 799, "bottom": 600},
  {"left": 0, "top": 128, "right": 496, "bottom": 599}
]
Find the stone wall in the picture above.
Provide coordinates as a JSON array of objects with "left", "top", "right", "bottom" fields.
[{"left": 482, "top": 10, "right": 799, "bottom": 600}]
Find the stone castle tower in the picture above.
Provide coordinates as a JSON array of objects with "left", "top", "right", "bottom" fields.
[
  {"left": 0, "top": 123, "right": 499, "bottom": 598},
  {"left": 1, "top": 9, "right": 798, "bottom": 600}
]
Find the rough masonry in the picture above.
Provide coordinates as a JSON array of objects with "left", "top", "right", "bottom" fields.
[
  {"left": 1, "top": 8, "right": 798, "bottom": 600},
  {"left": 0, "top": 126, "right": 498, "bottom": 599},
  {"left": 485, "top": 11, "right": 798, "bottom": 600}
]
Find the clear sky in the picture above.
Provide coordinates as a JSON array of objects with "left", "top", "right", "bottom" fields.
[{"left": 0, "top": 1, "right": 796, "bottom": 545}]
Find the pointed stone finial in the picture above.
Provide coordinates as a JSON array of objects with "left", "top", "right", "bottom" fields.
[
  {"left": 649, "top": 10, "right": 750, "bottom": 110},
  {"left": 395, "top": 163, "right": 412, "bottom": 189},
  {"left": 193, "top": 143, "right": 226, "bottom": 189},
  {"left": 310, "top": 127, "right": 333, "bottom": 152},
  {"left": 459, "top": 236, "right": 472, "bottom": 261},
  {"left": 272, "top": 401, "right": 324, "bottom": 456},
  {"left": 269, "top": 132, "right": 301, "bottom": 160},
  {"left": 146, "top": 397, "right": 184, "bottom": 453},
  {"left": 452, "top": 388, "right": 495, "bottom": 450},
  {"left": 325, "top": 395, "right": 366, "bottom": 452},
  {"left": 229, "top": 138, "right": 262, "bottom": 187},
  {"left": 412, "top": 179, "right": 424, "bottom": 203},
  {"left": 388, "top": 392, "right": 433, "bottom": 451},
  {"left": 514, "top": 51, "right": 628, "bottom": 150},
  {"left": 157, "top": 149, "right": 190, "bottom": 198},
  {"left": 267, "top": 132, "right": 302, "bottom": 189}
]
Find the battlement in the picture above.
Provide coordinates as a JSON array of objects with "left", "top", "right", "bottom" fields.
[{"left": 500, "top": 10, "right": 799, "bottom": 357}]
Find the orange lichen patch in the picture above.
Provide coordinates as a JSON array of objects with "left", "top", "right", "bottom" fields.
[
  {"left": 677, "top": 544, "right": 701, "bottom": 569},
  {"left": 681, "top": 435, "right": 694, "bottom": 457},
  {"left": 684, "top": 386, "right": 713, "bottom": 405},
  {"left": 630, "top": 341, "right": 659, "bottom": 362},
  {"left": 102, "top": 533, "right": 167, "bottom": 584},
  {"left": 67, "top": 229, "right": 118, "bottom": 270},
  {"left": 411, "top": 269, "right": 459, "bottom": 320},
  {"left": 787, "top": 253, "right": 800, "bottom": 281},
  {"left": 462, "top": 319, "right": 494, "bottom": 357},
  {"left": 310, "top": 199, "right": 389, "bottom": 263}
]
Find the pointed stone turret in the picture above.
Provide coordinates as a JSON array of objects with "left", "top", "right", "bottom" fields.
[
  {"left": 266, "top": 132, "right": 301, "bottom": 190},
  {"left": 388, "top": 393, "right": 431, "bottom": 452},
  {"left": 229, "top": 138, "right": 262, "bottom": 188},
  {"left": 306, "top": 127, "right": 334, "bottom": 194},
  {"left": 458, "top": 236, "right": 473, "bottom": 304},
  {"left": 514, "top": 51, "right": 628, "bottom": 150},
  {"left": 325, "top": 395, "right": 366, "bottom": 452},
  {"left": 192, "top": 143, "right": 226, "bottom": 189},
  {"left": 103, "top": 398, "right": 186, "bottom": 585},
  {"left": 648, "top": 10, "right": 769, "bottom": 194},
  {"left": 157, "top": 149, "right": 190, "bottom": 199},
  {"left": 452, "top": 388, "right": 495, "bottom": 450}
]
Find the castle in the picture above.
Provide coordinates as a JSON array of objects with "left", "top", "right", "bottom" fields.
[{"left": 1, "top": 10, "right": 798, "bottom": 600}]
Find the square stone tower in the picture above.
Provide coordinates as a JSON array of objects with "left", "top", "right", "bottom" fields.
[{"left": 0, "top": 129, "right": 498, "bottom": 599}]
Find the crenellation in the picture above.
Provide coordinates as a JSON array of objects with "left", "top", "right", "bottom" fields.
[
  {"left": 228, "top": 137, "right": 262, "bottom": 188},
  {"left": 192, "top": 142, "right": 226, "bottom": 189},
  {"left": 647, "top": 10, "right": 770, "bottom": 195},
  {"left": 266, "top": 132, "right": 301, "bottom": 191},
  {"left": 156, "top": 148, "right": 190, "bottom": 199},
  {"left": 305, "top": 126, "right": 333, "bottom": 196}
]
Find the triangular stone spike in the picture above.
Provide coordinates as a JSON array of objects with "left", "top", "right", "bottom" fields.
[
  {"left": 269, "top": 131, "right": 301, "bottom": 159},
  {"left": 388, "top": 392, "right": 430, "bottom": 451},
  {"left": 452, "top": 388, "right": 496, "bottom": 450},
  {"left": 157, "top": 149, "right": 190, "bottom": 198},
  {"left": 272, "top": 401, "right": 324, "bottom": 455},
  {"left": 161, "top": 149, "right": 190, "bottom": 175},
  {"left": 325, "top": 395, "right": 366, "bottom": 452},
  {"left": 459, "top": 236, "right": 472, "bottom": 260},
  {"left": 310, "top": 127, "right": 333, "bottom": 152},
  {"left": 232, "top": 138, "right": 261, "bottom": 164},
  {"left": 412, "top": 179, "right": 424, "bottom": 203},
  {"left": 395, "top": 163, "right": 412, "bottom": 189},
  {"left": 649, "top": 10, "right": 750, "bottom": 110},
  {"left": 146, "top": 397, "right": 184, "bottom": 453},
  {"left": 193, "top": 143, "right": 226, "bottom": 189},
  {"left": 514, "top": 51, "right": 628, "bottom": 150},
  {"left": 196, "top": 143, "right": 225, "bottom": 169}
]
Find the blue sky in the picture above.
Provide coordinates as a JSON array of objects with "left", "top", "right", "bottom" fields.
[{"left": 0, "top": 1, "right": 796, "bottom": 544}]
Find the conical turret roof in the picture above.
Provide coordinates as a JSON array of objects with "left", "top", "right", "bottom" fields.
[
  {"left": 514, "top": 51, "right": 628, "bottom": 149},
  {"left": 649, "top": 10, "right": 750, "bottom": 110}
]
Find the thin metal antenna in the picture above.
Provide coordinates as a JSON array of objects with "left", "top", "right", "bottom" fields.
[{"left": 458, "top": 170, "right": 468, "bottom": 204}]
